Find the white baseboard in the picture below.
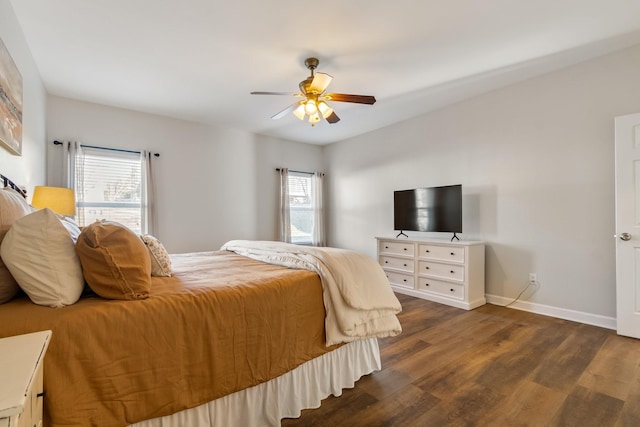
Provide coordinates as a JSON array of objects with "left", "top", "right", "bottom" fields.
[{"left": 485, "top": 294, "right": 617, "bottom": 331}]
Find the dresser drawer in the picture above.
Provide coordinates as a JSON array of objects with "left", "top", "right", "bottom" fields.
[
  {"left": 384, "top": 270, "right": 414, "bottom": 289},
  {"left": 379, "top": 241, "right": 414, "bottom": 257},
  {"left": 418, "top": 244, "right": 465, "bottom": 263},
  {"left": 380, "top": 256, "right": 414, "bottom": 273},
  {"left": 418, "top": 260, "right": 464, "bottom": 281},
  {"left": 418, "top": 277, "right": 464, "bottom": 300}
]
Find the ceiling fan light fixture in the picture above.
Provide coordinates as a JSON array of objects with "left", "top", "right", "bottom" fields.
[
  {"left": 318, "top": 101, "right": 334, "bottom": 119},
  {"left": 293, "top": 103, "right": 306, "bottom": 120},
  {"left": 308, "top": 112, "right": 321, "bottom": 124},
  {"left": 304, "top": 99, "right": 318, "bottom": 115}
]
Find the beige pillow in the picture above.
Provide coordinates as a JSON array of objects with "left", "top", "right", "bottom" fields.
[
  {"left": 140, "top": 234, "right": 172, "bottom": 277},
  {"left": 76, "top": 221, "right": 151, "bottom": 300},
  {"left": 0, "top": 187, "right": 36, "bottom": 303},
  {"left": 0, "top": 208, "right": 84, "bottom": 307},
  {"left": 0, "top": 187, "right": 34, "bottom": 224}
]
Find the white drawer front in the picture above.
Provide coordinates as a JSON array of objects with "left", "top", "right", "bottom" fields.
[
  {"left": 384, "top": 271, "right": 414, "bottom": 288},
  {"left": 380, "top": 256, "right": 414, "bottom": 273},
  {"left": 418, "top": 261, "right": 464, "bottom": 282},
  {"left": 418, "top": 244, "right": 465, "bottom": 263},
  {"left": 379, "top": 241, "right": 414, "bottom": 257},
  {"left": 418, "top": 277, "right": 464, "bottom": 300}
]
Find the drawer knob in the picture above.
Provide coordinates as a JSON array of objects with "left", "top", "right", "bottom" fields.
[
  {"left": 385, "top": 261, "right": 388, "bottom": 264},
  {"left": 450, "top": 252, "right": 455, "bottom": 255},
  {"left": 403, "top": 279, "right": 407, "bottom": 282},
  {"left": 425, "top": 266, "right": 430, "bottom": 270},
  {"left": 450, "top": 270, "right": 455, "bottom": 274},
  {"left": 425, "top": 250, "right": 430, "bottom": 253},
  {"left": 425, "top": 283, "right": 430, "bottom": 286},
  {"left": 450, "top": 288, "right": 454, "bottom": 292},
  {"left": 403, "top": 248, "right": 407, "bottom": 251},
  {"left": 385, "top": 246, "right": 389, "bottom": 249},
  {"left": 403, "top": 263, "right": 407, "bottom": 267}
]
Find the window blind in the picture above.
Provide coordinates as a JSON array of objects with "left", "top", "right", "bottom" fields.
[{"left": 75, "top": 146, "right": 143, "bottom": 233}]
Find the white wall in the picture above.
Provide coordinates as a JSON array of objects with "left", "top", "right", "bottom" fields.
[
  {"left": 324, "top": 43, "right": 640, "bottom": 319},
  {"left": 0, "top": 0, "right": 46, "bottom": 191},
  {"left": 46, "top": 96, "right": 323, "bottom": 253}
]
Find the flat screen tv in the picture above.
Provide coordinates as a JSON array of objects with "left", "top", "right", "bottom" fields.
[{"left": 394, "top": 184, "right": 462, "bottom": 240}]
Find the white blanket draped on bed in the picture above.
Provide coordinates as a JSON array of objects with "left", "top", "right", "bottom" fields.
[{"left": 221, "top": 240, "right": 402, "bottom": 346}]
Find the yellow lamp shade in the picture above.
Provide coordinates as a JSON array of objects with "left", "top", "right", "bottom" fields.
[{"left": 31, "top": 186, "right": 76, "bottom": 216}]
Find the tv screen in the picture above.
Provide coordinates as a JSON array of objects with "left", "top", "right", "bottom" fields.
[{"left": 394, "top": 185, "right": 462, "bottom": 233}]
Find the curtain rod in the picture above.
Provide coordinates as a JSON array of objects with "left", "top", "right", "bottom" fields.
[
  {"left": 53, "top": 140, "right": 160, "bottom": 157},
  {"left": 275, "top": 168, "right": 324, "bottom": 176}
]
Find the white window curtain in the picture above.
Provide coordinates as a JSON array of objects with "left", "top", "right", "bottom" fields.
[
  {"left": 311, "top": 172, "right": 325, "bottom": 247},
  {"left": 278, "top": 168, "right": 291, "bottom": 243},
  {"left": 61, "top": 141, "right": 78, "bottom": 190},
  {"left": 141, "top": 150, "right": 157, "bottom": 235}
]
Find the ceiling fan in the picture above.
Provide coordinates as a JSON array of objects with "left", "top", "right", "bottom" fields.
[{"left": 251, "top": 57, "right": 376, "bottom": 126}]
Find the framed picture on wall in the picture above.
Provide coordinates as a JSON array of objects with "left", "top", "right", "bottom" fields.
[{"left": 0, "top": 37, "right": 23, "bottom": 156}]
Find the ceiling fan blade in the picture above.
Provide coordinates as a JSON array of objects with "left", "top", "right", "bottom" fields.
[
  {"left": 309, "top": 72, "right": 333, "bottom": 94},
  {"left": 271, "top": 103, "right": 300, "bottom": 120},
  {"left": 325, "top": 93, "right": 376, "bottom": 105},
  {"left": 251, "top": 91, "right": 300, "bottom": 96},
  {"left": 325, "top": 111, "right": 340, "bottom": 124}
]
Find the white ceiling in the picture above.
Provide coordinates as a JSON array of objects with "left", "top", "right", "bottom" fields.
[{"left": 9, "top": 0, "right": 640, "bottom": 145}]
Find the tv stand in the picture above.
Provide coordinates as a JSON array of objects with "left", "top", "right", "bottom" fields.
[
  {"left": 395, "top": 230, "right": 408, "bottom": 238},
  {"left": 451, "top": 233, "right": 460, "bottom": 242},
  {"left": 376, "top": 236, "right": 486, "bottom": 310}
]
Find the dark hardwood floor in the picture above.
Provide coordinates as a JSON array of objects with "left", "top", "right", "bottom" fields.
[{"left": 282, "top": 293, "right": 640, "bottom": 427}]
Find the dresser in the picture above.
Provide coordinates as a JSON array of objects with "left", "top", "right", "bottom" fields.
[
  {"left": 0, "top": 330, "right": 51, "bottom": 427},
  {"left": 376, "top": 237, "right": 485, "bottom": 310}
]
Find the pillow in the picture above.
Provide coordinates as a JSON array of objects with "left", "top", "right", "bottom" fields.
[
  {"left": 140, "top": 234, "right": 172, "bottom": 277},
  {"left": 0, "top": 226, "right": 20, "bottom": 303},
  {"left": 0, "top": 208, "right": 84, "bottom": 307},
  {"left": 76, "top": 221, "right": 151, "bottom": 300},
  {"left": 0, "top": 187, "right": 34, "bottom": 225},
  {"left": 0, "top": 187, "right": 36, "bottom": 304}
]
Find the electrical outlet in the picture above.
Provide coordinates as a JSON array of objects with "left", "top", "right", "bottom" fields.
[{"left": 529, "top": 273, "right": 537, "bottom": 285}]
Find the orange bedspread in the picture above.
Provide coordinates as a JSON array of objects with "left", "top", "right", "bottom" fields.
[{"left": 0, "top": 251, "right": 334, "bottom": 427}]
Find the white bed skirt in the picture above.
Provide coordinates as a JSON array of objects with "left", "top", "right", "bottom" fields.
[{"left": 130, "top": 338, "right": 381, "bottom": 427}]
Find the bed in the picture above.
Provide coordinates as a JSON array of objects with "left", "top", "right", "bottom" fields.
[{"left": 0, "top": 175, "right": 402, "bottom": 427}]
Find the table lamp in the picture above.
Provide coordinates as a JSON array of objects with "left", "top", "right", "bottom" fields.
[{"left": 31, "top": 186, "right": 76, "bottom": 216}]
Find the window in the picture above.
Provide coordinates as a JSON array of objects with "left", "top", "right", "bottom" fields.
[
  {"left": 75, "top": 146, "right": 145, "bottom": 233},
  {"left": 288, "top": 172, "right": 314, "bottom": 245},
  {"left": 280, "top": 170, "right": 324, "bottom": 246}
]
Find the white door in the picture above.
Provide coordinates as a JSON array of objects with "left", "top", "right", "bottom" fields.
[{"left": 615, "top": 112, "right": 640, "bottom": 338}]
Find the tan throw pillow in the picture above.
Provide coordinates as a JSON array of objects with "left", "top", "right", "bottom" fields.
[
  {"left": 0, "top": 188, "right": 36, "bottom": 304},
  {"left": 0, "top": 226, "right": 20, "bottom": 303},
  {"left": 0, "top": 208, "right": 84, "bottom": 307},
  {"left": 76, "top": 221, "right": 151, "bottom": 300},
  {"left": 140, "top": 234, "right": 172, "bottom": 277}
]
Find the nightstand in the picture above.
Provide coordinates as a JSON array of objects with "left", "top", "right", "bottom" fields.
[{"left": 0, "top": 330, "right": 51, "bottom": 427}]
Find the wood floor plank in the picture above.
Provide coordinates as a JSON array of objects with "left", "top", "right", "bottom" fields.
[
  {"left": 577, "top": 334, "right": 640, "bottom": 400},
  {"left": 480, "top": 380, "right": 567, "bottom": 427},
  {"left": 533, "top": 323, "right": 609, "bottom": 393},
  {"left": 549, "top": 385, "right": 624, "bottom": 427}
]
